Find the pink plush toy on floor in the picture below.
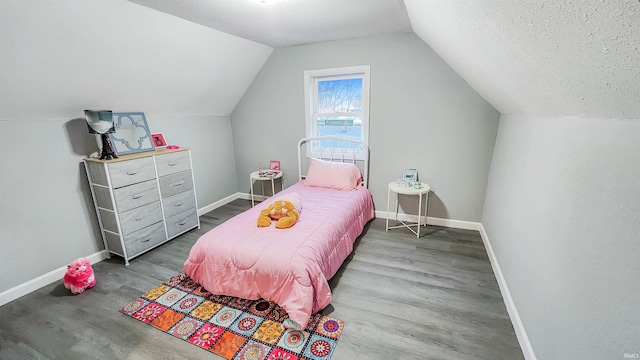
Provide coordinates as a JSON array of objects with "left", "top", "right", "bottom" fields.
[{"left": 63, "top": 257, "right": 96, "bottom": 294}]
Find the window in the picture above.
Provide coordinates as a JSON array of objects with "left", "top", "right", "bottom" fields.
[{"left": 304, "top": 65, "right": 370, "bottom": 158}]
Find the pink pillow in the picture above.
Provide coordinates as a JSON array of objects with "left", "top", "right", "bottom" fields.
[{"left": 304, "top": 158, "right": 362, "bottom": 190}]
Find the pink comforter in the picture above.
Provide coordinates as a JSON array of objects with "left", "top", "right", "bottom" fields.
[{"left": 183, "top": 181, "right": 374, "bottom": 329}]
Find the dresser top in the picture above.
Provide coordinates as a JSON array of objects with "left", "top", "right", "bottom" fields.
[{"left": 84, "top": 148, "right": 190, "bottom": 164}]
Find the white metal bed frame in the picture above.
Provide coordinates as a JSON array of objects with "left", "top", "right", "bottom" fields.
[{"left": 297, "top": 136, "right": 370, "bottom": 188}]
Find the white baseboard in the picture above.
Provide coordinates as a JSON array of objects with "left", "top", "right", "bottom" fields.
[
  {"left": 0, "top": 250, "right": 108, "bottom": 307},
  {"left": 374, "top": 210, "right": 482, "bottom": 231},
  {"left": 236, "top": 192, "right": 269, "bottom": 202},
  {"left": 197, "top": 192, "right": 270, "bottom": 217},
  {"left": 479, "top": 224, "right": 537, "bottom": 360},
  {"left": 198, "top": 193, "right": 243, "bottom": 216}
]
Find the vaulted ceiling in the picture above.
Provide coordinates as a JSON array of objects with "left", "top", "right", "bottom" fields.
[{"left": 130, "top": 0, "right": 640, "bottom": 120}]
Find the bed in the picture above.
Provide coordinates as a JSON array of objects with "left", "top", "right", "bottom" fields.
[{"left": 183, "top": 136, "right": 374, "bottom": 329}]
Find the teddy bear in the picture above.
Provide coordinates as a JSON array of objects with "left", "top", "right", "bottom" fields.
[
  {"left": 63, "top": 257, "right": 96, "bottom": 294},
  {"left": 257, "top": 199, "right": 300, "bottom": 229}
]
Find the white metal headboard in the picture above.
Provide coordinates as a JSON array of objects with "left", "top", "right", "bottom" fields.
[{"left": 297, "top": 136, "right": 370, "bottom": 188}]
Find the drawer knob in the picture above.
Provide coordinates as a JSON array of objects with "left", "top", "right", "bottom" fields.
[
  {"left": 126, "top": 170, "right": 140, "bottom": 175},
  {"left": 177, "top": 219, "right": 188, "bottom": 226},
  {"left": 174, "top": 202, "right": 184, "bottom": 207},
  {"left": 141, "top": 237, "right": 151, "bottom": 243},
  {"left": 171, "top": 180, "right": 185, "bottom": 187},
  {"left": 168, "top": 162, "right": 178, "bottom": 166},
  {"left": 132, "top": 193, "right": 144, "bottom": 199}
]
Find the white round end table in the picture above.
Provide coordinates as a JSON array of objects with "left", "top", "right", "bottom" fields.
[
  {"left": 250, "top": 171, "right": 284, "bottom": 207},
  {"left": 386, "top": 181, "right": 431, "bottom": 238}
]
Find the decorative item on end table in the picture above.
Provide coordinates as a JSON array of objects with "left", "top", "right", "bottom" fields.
[
  {"left": 259, "top": 170, "right": 279, "bottom": 178},
  {"left": 270, "top": 160, "right": 281, "bottom": 171},
  {"left": 84, "top": 109, "right": 118, "bottom": 160},
  {"left": 402, "top": 168, "right": 417, "bottom": 182}
]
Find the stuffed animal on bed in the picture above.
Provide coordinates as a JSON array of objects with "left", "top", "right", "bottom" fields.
[
  {"left": 63, "top": 257, "right": 96, "bottom": 294},
  {"left": 257, "top": 199, "right": 300, "bottom": 229}
]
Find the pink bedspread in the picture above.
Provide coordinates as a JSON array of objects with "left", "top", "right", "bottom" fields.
[{"left": 183, "top": 181, "right": 374, "bottom": 329}]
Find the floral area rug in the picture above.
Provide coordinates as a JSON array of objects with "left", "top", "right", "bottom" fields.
[{"left": 120, "top": 273, "right": 344, "bottom": 360}]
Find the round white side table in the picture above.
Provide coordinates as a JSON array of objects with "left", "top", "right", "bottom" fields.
[
  {"left": 386, "top": 181, "right": 431, "bottom": 238},
  {"left": 250, "top": 171, "right": 284, "bottom": 207}
]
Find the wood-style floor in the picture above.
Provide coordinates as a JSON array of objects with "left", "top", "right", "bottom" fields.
[{"left": 0, "top": 199, "right": 524, "bottom": 359}]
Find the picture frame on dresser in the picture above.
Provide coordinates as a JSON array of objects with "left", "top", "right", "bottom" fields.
[
  {"left": 109, "top": 112, "right": 155, "bottom": 155},
  {"left": 151, "top": 133, "right": 167, "bottom": 148},
  {"left": 83, "top": 148, "right": 200, "bottom": 265}
]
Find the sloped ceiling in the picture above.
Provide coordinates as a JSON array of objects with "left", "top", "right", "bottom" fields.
[
  {"left": 405, "top": 0, "right": 640, "bottom": 119},
  {"left": 0, "top": 0, "right": 272, "bottom": 119},
  {"left": 132, "top": 0, "right": 640, "bottom": 120}
]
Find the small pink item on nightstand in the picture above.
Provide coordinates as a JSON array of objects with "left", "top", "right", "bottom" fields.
[{"left": 166, "top": 145, "right": 180, "bottom": 149}]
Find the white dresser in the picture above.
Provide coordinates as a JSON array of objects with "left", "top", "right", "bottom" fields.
[{"left": 84, "top": 148, "right": 199, "bottom": 265}]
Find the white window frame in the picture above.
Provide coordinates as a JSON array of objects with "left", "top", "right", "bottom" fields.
[{"left": 304, "top": 65, "right": 370, "bottom": 160}]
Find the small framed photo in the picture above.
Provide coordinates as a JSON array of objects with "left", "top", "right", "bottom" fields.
[
  {"left": 151, "top": 133, "right": 167, "bottom": 148},
  {"left": 270, "top": 160, "right": 280, "bottom": 171},
  {"left": 402, "top": 168, "right": 417, "bottom": 182}
]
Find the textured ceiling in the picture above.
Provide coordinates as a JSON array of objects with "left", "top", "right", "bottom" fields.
[
  {"left": 128, "top": 0, "right": 412, "bottom": 48},
  {"left": 405, "top": 0, "right": 640, "bottom": 119},
  {"left": 129, "top": 0, "right": 640, "bottom": 120}
]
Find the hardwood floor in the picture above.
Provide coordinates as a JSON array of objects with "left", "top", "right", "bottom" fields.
[{"left": 0, "top": 199, "right": 524, "bottom": 359}]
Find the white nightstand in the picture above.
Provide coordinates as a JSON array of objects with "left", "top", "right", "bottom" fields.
[
  {"left": 386, "top": 181, "right": 431, "bottom": 238},
  {"left": 250, "top": 171, "right": 284, "bottom": 207}
]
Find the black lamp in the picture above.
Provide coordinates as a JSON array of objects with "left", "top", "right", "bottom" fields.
[{"left": 84, "top": 110, "right": 118, "bottom": 160}]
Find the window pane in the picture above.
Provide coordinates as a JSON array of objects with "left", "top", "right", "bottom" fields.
[
  {"left": 317, "top": 78, "right": 362, "bottom": 113},
  {"left": 316, "top": 115, "right": 362, "bottom": 145}
]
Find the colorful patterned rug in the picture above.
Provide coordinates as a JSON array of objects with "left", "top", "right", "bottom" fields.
[{"left": 120, "top": 272, "right": 345, "bottom": 360}]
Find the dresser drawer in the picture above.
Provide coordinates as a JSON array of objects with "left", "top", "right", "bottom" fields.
[
  {"left": 93, "top": 185, "right": 114, "bottom": 210},
  {"left": 166, "top": 209, "right": 198, "bottom": 238},
  {"left": 159, "top": 170, "right": 194, "bottom": 198},
  {"left": 108, "top": 157, "right": 156, "bottom": 188},
  {"left": 119, "top": 201, "right": 163, "bottom": 235},
  {"left": 114, "top": 179, "right": 160, "bottom": 213},
  {"left": 162, "top": 189, "right": 196, "bottom": 219},
  {"left": 86, "top": 161, "right": 109, "bottom": 186},
  {"left": 123, "top": 222, "right": 167, "bottom": 257},
  {"left": 156, "top": 151, "right": 191, "bottom": 177}
]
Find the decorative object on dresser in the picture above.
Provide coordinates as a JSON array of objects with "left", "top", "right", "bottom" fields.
[
  {"left": 109, "top": 112, "right": 155, "bottom": 155},
  {"left": 84, "top": 148, "right": 200, "bottom": 265},
  {"left": 84, "top": 109, "right": 118, "bottom": 160},
  {"left": 151, "top": 133, "right": 167, "bottom": 148}
]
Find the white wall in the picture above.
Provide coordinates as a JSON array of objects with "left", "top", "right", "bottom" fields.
[
  {"left": 230, "top": 33, "right": 500, "bottom": 222},
  {"left": 482, "top": 114, "right": 640, "bottom": 359},
  {"left": 0, "top": 0, "right": 271, "bottom": 294},
  {"left": 149, "top": 116, "right": 238, "bottom": 207}
]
